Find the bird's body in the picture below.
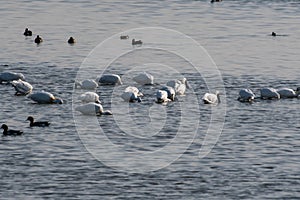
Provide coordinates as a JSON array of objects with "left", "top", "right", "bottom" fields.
[
  {"left": 11, "top": 80, "right": 33, "bottom": 95},
  {"left": 0, "top": 72, "right": 25, "bottom": 83},
  {"left": 75, "top": 102, "right": 112, "bottom": 116},
  {"left": 78, "top": 92, "right": 101, "bottom": 103},
  {"left": 75, "top": 79, "right": 98, "bottom": 90},
  {"left": 28, "top": 91, "right": 63, "bottom": 104},
  {"left": 121, "top": 86, "right": 143, "bottom": 102},
  {"left": 277, "top": 88, "right": 297, "bottom": 98},
  {"left": 202, "top": 91, "right": 220, "bottom": 104},
  {"left": 260, "top": 88, "right": 280, "bottom": 99},
  {"left": 238, "top": 89, "right": 255, "bottom": 102},
  {"left": 96, "top": 74, "right": 122, "bottom": 85},
  {"left": 120, "top": 35, "right": 129, "bottom": 40},
  {"left": 26, "top": 116, "right": 50, "bottom": 127},
  {"left": 133, "top": 72, "right": 154, "bottom": 85},
  {"left": 34, "top": 35, "right": 43, "bottom": 44},
  {"left": 156, "top": 90, "right": 170, "bottom": 103},
  {"left": 1, "top": 124, "right": 23, "bottom": 136},
  {"left": 68, "top": 37, "right": 75, "bottom": 44},
  {"left": 160, "top": 86, "right": 176, "bottom": 101},
  {"left": 132, "top": 39, "right": 143, "bottom": 45},
  {"left": 166, "top": 78, "right": 190, "bottom": 95},
  {"left": 23, "top": 28, "right": 32, "bottom": 36}
]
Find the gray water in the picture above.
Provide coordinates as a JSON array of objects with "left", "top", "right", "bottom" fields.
[{"left": 0, "top": 0, "right": 299, "bottom": 199}]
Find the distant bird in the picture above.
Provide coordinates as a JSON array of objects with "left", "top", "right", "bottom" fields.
[
  {"left": 133, "top": 72, "right": 154, "bottom": 85},
  {"left": 11, "top": 80, "right": 33, "bottom": 95},
  {"left": 121, "top": 86, "right": 143, "bottom": 102},
  {"left": 28, "top": 91, "right": 63, "bottom": 104},
  {"left": 96, "top": 74, "right": 122, "bottom": 85},
  {"left": 211, "top": 0, "right": 222, "bottom": 3},
  {"left": 160, "top": 86, "right": 176, "bottom": 101},
  {"left": 34, "top": 35, "right": 43, "bottom": 44},
  {"left": 156, "top": 90, "right": 170, "bottom": 103},
  {"left": 272, "top": 32, "right": 276, "bottom": 36},
  {"left": 277, "top": 88, "right": 297, "bottom": 98},
  {"left": 75, "top": 102, "right": 113, "bottom": 116},
  {"left": 260, "top": 88, "right": 280, "bottom": 99},
  {"left": 26, "top": 116, "right": 50, "bottom": 127},
  {"left": 1, "top": 124, "right": 23, "bottom": 136},
  {"left": 68, "top": 37, "right": 75, "bottom": 44},
  {"left": 238, "top": 89, "right": 255, "bottom": 102},
  {"left": 120, "top": 35, "right": 129, "bottom": 40},
  {"left": 202, "top": 91, "right": 221, "bottom": 104},
  {"left": 78, "top": 92, "right": 101, "bottom": 104},
  {"left": 132, "top": 39, "right": 143, "bottom": 45},
  {"left": 166, "top": 78, "right": 190, "bottom": 95},
  {"left": 75, "top": 79, "right": 98, "bottom": 90},
  {"left": 23, "top": 28, "right": 32, "bottom": 36},
  {"left": 0, "top": 71, "right": 25, "bottom": 84}
]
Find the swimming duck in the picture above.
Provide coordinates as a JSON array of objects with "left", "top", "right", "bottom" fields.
[
  {"left": 238, "top": 89, "right": 255, "bottom": 102},
  {"left": 23, "top": 28, "right": 32, "bottom": 36},
  {"left": 121, "top": 86, "right": 143, "bottom": 102},
  {"left": 166, "top": 78, "right": 190, "bottom": 95},
  {"left": 75, "top": 79, "right": 98, "bottom": 90},
  {"left": 11, "top": 80, "right": 33, "bottom": 95},
  {"left": 133, "top": 72, "right": 154, "bottom": 85},
  {"left": 78, "top": 92, "right": 101, "bottom": 104},
  {"left": 132, "top": 39, "right": 143, "bottom": 45},
  {"left": 75, "top": 102, "right": 113, "bottom": 116},
  {"left": 120, "top": 35, "right": 129, "bottom": 40},
  {"left": 277, "top": 88, "right": 297, "bottom": 98},
  {"left": 202, "top": 91, "right": 220, "bottom": 104},
  {"left": 272, "top": 32, "right": 277, "bottom": 36},
  {"left": 28, "top": 91, "right": 63, "bottom": 104},
  {"left": 68, "top": 37, "right": 75, "bottom": 44},
  {"left": 34, "top": 35, "right": 43, "bottom": 44},
  {"left": 26, "top": 116, "right": 50, "bottom": 127},
  {"left": 260, "top": 88, "right": 280, "bottom": 99},
  {"left": 0, "top": 72, "right": 25, "bottom": 84},
  {"left": 96, "top": 74, "right": 122, "bottom": 85},
  {"left": 211, "top": 0, "right": 222, "bottom": 3},
  {"left": 1, "top": 124, "right": 23, "bottom": 136}
]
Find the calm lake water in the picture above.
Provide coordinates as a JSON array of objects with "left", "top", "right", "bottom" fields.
[{"left": 0, "top": 0, "right": 299, "bottom": 199}]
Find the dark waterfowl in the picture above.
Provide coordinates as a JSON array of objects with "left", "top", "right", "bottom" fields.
[
  {"left": 120, "top": 35, "right": 129, "bottom": 40},
  {"left": 26, "top": 116, "right": 50, "bottom": 127},
  {"left": 1, "top": 124, "right": 23, "bottom": 136},
  {"left": 68, "top": 37, "right": 75, "bottom": 44},
  {"left": 272, "top": 32, "right": 277, "bottom": 36},
  {"left": 34, "top": 35, "right": 43, "bottom": 44},
  {"left": 211, "top": 0, "right": 222, "bottom": 3},
  {"left": 23, "top": 28, "right": 32, "bottom": 36},
  {"left": 132, "top": 39, "right": 143, "bottom": 45}
]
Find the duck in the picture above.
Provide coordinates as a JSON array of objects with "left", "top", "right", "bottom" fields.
[
  {"left": 202, "top": 91, "right": 220, "bottom": 104},
  {"left": 78, "top": 92, "right": 101, "bottom": 104},
  {"left": 156, "top": 90, "right": 170, "bottom": 103},
  {"left": 1, "top": 124, "right": 23, "bottom": 136},
  {"left": 11, "top": 80, "right": 33, "bottom": 95},
  {"left": 28, "top": 91, "right": 63, "bottom": 104},
  {"left": 132, "top": 39, "right": 143, "bottom": 45},
  {"left": 75, "top": 79, "right": 98, "bottom": 90},
  {"left": 120, "top": 35, "right": 129, "bottom": 40},
  {"left": 96, "top": 74, "right": 122, "bottom": 85},
  {"left": 0, "top": 71, "right": 25, "bottom": 84},
  {"left": 166, "top": 78, "right": 190, "bottom": 95},
  {"left": 121, "top": 86, "right": 143, "bottom": 102},
  {"left": 75, "top": 102, "right": 112, "bottom": 116},
  {"left": 133, "top": 72, "right": 154, "bottom": 85},
  {"left": 34, "top": 35, "right": 43, "bottom": 44},
  {"left": 23, "top": 28, "right": 32, "bottom": 36},
  {"left": 211, "top": 0, "right": 222, "bottom": 3},
  {"left": 26, "top": 116, "right": 50, "bottom": 127},
  {"left": 68, "top": 37, "right": 76, "bottom": 44},
  {"left": 260, "top": 88, "right": 280, "bottom": 99},
  {"left": 237, "top": 89, "right": 255, "bottom": 102},
  {"left": 276, "top": 88, "right": 297, "bottom": 98},
  {"left": 272, "top": 32, "right": 277, "bottom": 36},
  {"left": 160, "top": 86, "right": 176, "bottom": 101}
]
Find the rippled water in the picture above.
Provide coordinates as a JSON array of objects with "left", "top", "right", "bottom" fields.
[{"left": 0, "top": 0, "right": 299, "bottom": 199}]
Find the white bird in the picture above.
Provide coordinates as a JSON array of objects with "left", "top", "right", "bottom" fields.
[
  {"left": 156, "top": 90, "right": 171, "bottom": 103},
  {"left": 75, "top": 102, "right": 112, "bottom": 116},
  {"left": 133, "top": 72, "right": 154, "bottom": 85},
  {"left": 277, "top": 88, "right": 297, "bottom": 98},
  {"left": 260, "top": 88, "right": 280, "bottom": 99},
  {"left": 96, "top": 74, "right": 122, "bottom": 85},
  {"left": 11, "top": 80, "right": 33, "bottom": 95},
  {"left": 160, "top": 86, "right": 176, "bottom": 101},
  {"left": 78, "top": 92, "right": 101, "bottom": 103},
  {"left": 166, "top": 78, "right": 190, "bottom": 95},
  {"left": 238, "top": 89, "right": 255, "bottom": 102},
  {"left": 28, "top": 91, "right": 63, "bottom": 104},
  {"left": 121, "top": 86, "right": 143, "bottom": 102},
  {"left": 0, "top": 72, "right": 25, "bottom": 83},
  {"left": 202, "top": 91, "right": 220, "bottom": 104},
  {"left": 75, "top": 79, "right": 98, "bottom": 90}
]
